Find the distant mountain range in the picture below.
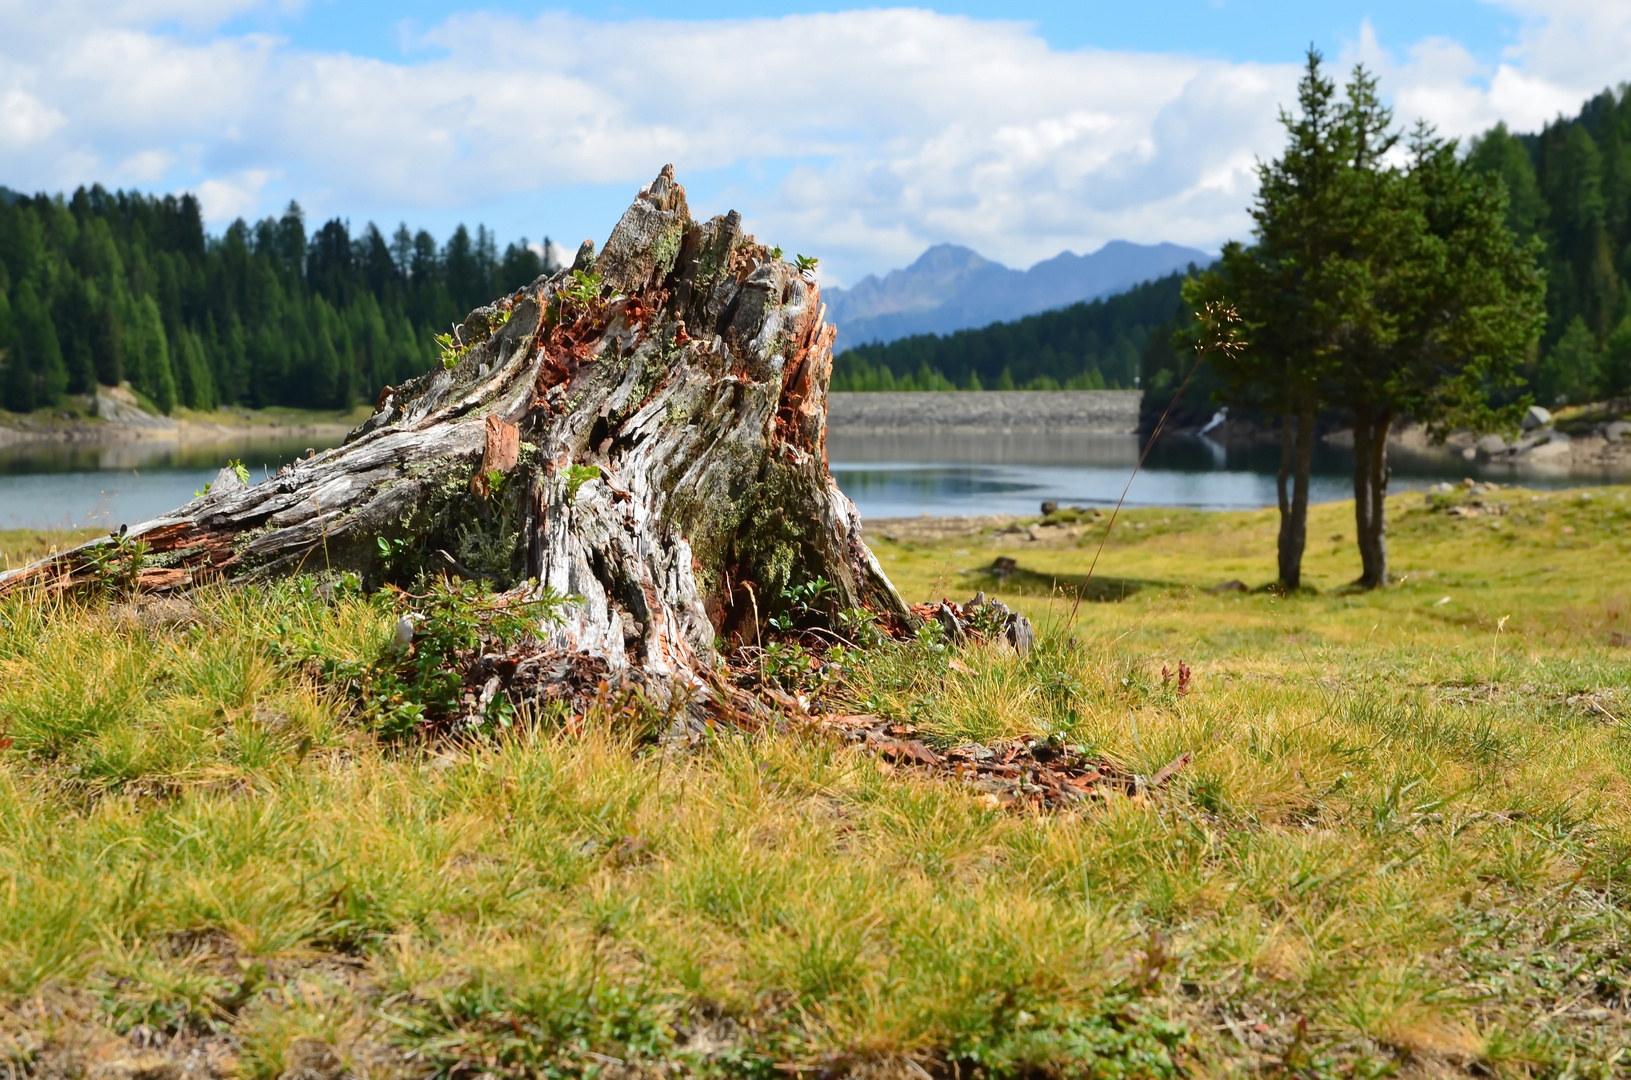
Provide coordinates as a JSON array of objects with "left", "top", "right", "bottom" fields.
[{"left": 824, "top": 240, "right": 1212, "bottom": 350}]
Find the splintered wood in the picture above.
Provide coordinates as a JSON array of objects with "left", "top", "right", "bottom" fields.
[
  {"left": 470, "top": 416, "right": 520, "bottom": 497},
  {"left": 812, "top": 712, "right": 1191, "bottom": 812},
  {"left": 1, "top": 166, "right": 913, "bottom": 724}
]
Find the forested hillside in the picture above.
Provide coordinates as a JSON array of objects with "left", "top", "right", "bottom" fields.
[
  {"left": 831, "top": 271, "right": 1190, "bottom": 391},
  {"left": 0, "top": 185, "right": 555, "bottom": 414},
  {"left": 841, "top": 86, "right": 1631, "bottom": 409},
  {"left": 12, "top": 81, "right": 1631, "bottom": 415},
  {"left": 1460, "top": 89, "right": 1631, "bottom": 405}
]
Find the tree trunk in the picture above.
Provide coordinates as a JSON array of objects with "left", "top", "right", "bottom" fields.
[
  {"left": 1352, "top": 405, "right": 1392, "bottom": 589},
  {"left": 1, "top": 167, "right": 913, "bottom": 718},
  {"left": 1275, "top": 397, "right": 1295, "bottom": 587},
  {"left": 1276, "top": 386, "right": 1314, "bottom": 590}
]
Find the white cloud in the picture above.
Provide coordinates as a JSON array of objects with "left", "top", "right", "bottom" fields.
[
  {"left": 196, "top": 168, "right": 271, "bottom": 220},
  {"left": 117, "top": 149, "right": 177, "bottom": 182},
  {"left": 1494, "top": 0, "right": 1631, "bottom": 99},
  {"left": 2, "top": 3, "right": 1630, "bottom": 282},
  {"left": 0, "top": 89, "right": 66, "bottom": 148},
  {"left": 1345, "top": 3, "right": 1631, "bottom": 141}
]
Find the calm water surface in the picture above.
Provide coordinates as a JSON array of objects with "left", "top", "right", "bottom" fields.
[
  {"left": 827, "top": 432, "right": 1625, "bottom": 518},
  {"left": 0, "top": 430, "right": 1624, "bottom": 531},
  {"left": 0, "top": 438, "right": 329, "bottom": 531}
]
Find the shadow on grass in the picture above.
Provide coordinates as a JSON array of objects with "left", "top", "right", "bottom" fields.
[{"left": 962, "top": 562, "right": 1170, "bottom": 603}]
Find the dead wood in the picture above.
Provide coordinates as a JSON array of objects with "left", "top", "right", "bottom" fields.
[{"left": 2, "top": 166, "right": 912, "bottom": 721}]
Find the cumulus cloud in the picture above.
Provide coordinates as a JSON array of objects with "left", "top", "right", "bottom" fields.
[
  {"left": 1346, "top": 1, "right": 1631, "bottom": 142},
  {"left": 0, "top": 90, "right": 66, "bottom": 148},
  {"left": 196, "top": 168, "right": 271, "bottom": 220},
  {"left": 1, "top": 2, "right": 1629, "bottom": 282}
]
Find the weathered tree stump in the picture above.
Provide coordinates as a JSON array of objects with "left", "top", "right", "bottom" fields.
[{"left": 2, "top": 167, "right": 911, "bottom": 718}]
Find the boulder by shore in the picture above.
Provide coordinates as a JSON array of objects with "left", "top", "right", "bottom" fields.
[
  {"left": 0, "top": 385, "right": 364, "bottom": 452},
  {"left": 1344, "top": 416, "right": 1631, "bottom": 475}
]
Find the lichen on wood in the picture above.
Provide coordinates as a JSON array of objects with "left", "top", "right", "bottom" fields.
[{"left": 1, "top": 166, "right": 913, "bottom": 722}]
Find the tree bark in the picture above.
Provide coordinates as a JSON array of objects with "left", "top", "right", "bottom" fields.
[
  {"left": 1352, "top": 405, "right": 1392, "bottom": 589},
  {"left": 1, "top": 167, "right": 913, "bottom": 718},
  {"left": 1276, "top": 385, "right": 1315, "bottom": 590},
  {"left": 1275, "top": 395, "right": 1295, "bottom": 588}
]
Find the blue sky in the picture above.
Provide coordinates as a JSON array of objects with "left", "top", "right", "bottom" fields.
[
  {"left": 2, "top": 0, "right": 1624, "bottom": 284},
  {"left": 226, "top": 0, "right": 1521, "bottom": 67}
]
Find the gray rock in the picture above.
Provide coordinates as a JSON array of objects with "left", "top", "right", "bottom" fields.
[
  {"left": 1522, "top": 405, "right": 1553, "bottom": 431},
  {"left": 1606, "top": 420, "right": 1631, "bottom": 443},
  {"left": 1476, "top": 434, "right": 1507, "bottom": 455},
  {"left": 827, "top": 390, "right": 1141, "bottom": 436},
  {"left": 570, "top": 238, "right": 596, "bottom": 274},
  {"left": 209, "top": 465, "right": 246, "bottom": 495},
  {"left": 1511, "top": 427, "right": 1565, "bottom": 455},
  {"left": 92, "top": 387, "right": 177, "bottom": 430},
  {"left": 1003, "top": 613, "right": 1035, "bottom": 656}
]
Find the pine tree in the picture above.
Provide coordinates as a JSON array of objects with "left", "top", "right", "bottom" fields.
[
  {"left": 1342, "top": 124, "right": 1544, "bottom": 587},
  {"left": 1186, "top": 50, "right": 1372, "bottom": 590}
]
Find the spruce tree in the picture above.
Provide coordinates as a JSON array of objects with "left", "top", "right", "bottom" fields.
[
  {"left": 1342, "top": 124, "right": 1544, "bottom": 588},
  {"left": 1185, "top": 50, "right": 1371, "bottom": 590}
]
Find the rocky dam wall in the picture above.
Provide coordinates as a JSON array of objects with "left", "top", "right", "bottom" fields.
[{"left": 825, "top": 390, "right": 1142, "bottom": 465}]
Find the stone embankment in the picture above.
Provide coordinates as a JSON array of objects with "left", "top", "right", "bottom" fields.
[
  {"left": 827, "top": 390, "right": 1140, "bottom": 434},
  {"left": 826, "top": 390, "right": 1141, "bottom": 465}
]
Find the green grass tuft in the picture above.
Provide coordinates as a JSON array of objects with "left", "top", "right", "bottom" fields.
[{"left": 0, "top": 487, "right": 1628, "bottom": 1075}]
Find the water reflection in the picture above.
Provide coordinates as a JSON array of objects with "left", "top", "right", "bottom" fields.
[
  {"left": 1, "top": 424, "right": 1623, "bottom": 532},
  {"left": 0, "top": 436, "right": 330, "bottom": 476},
  {"left": 829, "top": 461, "right": 1355, "bottom": 518},
  {"left": 830, "top": 431, "right": 1615, "bottom": 519},
  {"left": 828, "top": 431, "right": 1139, "bottom": 467},
  {"left": 0, "top": 436, "right": 331, "bottom": 531}
]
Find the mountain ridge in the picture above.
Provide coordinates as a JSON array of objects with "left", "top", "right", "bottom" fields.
[{"left": 824, "top": 239, "right": 1212, "bottom": 350}]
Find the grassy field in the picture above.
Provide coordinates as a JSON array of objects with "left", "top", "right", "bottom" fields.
[
  {"left": 1, "top": 529, "right": 108, "bottom": 573},
  {"left": 1, "top": 485, "right": 1630, "bottom": 1078}
]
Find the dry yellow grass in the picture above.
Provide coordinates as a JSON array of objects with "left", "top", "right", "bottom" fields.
[
  {"left": 0, "top": 527, "right": 104, "bottom": 572},
  {"left": 0, "top": 486, "right": 1627, "bottom": 1077}
]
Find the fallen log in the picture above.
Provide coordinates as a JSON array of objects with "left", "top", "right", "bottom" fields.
[{"left": 2, "top": 167, "right": 913, "bottom": 718}]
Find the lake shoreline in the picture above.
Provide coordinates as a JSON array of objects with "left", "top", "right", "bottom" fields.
[
  {"left": 830, "top": 389, "right": 1631, "bottom": 477},
  {"left": 0, "top": 385, "right": 364, "bottom": 454}
]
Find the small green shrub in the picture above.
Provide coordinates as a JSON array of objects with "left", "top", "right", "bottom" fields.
[
  {"left": 558, "top": 269, "right": 605, "bottom": 308},
  {"left": 327, "top": 578, "right": 568, "bottom": 739},
  {"left": 434, "top": 331, "right": 468, "bottom": 371},
  {"left": 768, "top": 576, "right": 834, "bottom": 633},
  {"left": 564, "top": 464, "right": 601, "bottom": 500},
  {"left": 83, "top": 533, "right": 149, "bottom": 599}
]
